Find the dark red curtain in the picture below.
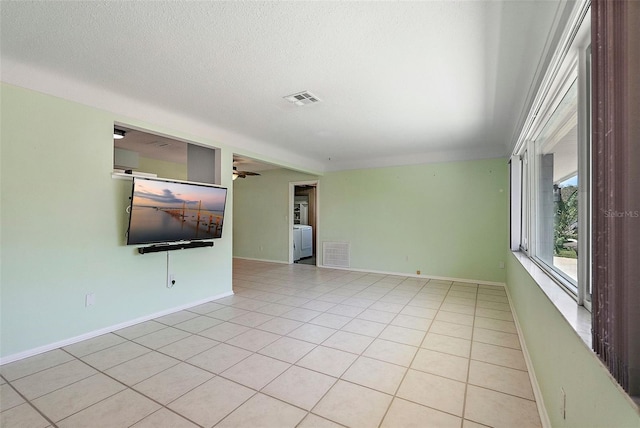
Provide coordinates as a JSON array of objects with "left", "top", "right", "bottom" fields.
[{"left": 591, "top": 0, "right": 640, "bottom": 395}]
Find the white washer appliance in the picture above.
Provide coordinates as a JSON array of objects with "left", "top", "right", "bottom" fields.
[
  {"left": 297, "top": 225, "right": 313, "bottom": 258},
  {"left": 293, "top": 226, "right": 302, "bottom": 261}
]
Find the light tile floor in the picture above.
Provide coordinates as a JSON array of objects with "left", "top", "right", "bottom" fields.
[{"left": 0, "top": 259, "right": 542, "bottom": 427}]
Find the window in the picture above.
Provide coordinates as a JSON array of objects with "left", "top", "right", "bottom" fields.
[
  {"left": 520, "top": 150, "right": 529, "bottom": 253},
  {"left": 511, "top": 3, "right": 591, "bottom": 306},
  {"left": 513, "top": 0, "right": 640, "bottom": 396},
  {"left": 534, "top": 78, "right": 579, "bottom": 289}
]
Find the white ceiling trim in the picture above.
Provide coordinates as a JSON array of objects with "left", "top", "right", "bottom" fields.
[{"left": 324, "top": 145, "right": 508, "bottom": 172}]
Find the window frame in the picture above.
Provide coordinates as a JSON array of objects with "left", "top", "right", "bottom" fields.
[
  {"left": 510, "top": 1, "right": 591, "bottom": 307},
  {"left": 531, "top": 73, "right": 579, "bottom": 293}
]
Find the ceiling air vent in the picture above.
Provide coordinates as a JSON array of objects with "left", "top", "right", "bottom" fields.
[{"left": 283, "top": 91, "right": 322, "bottom": 106}]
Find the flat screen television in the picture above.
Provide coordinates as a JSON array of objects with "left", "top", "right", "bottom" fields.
[{"left": 126, "top": 177, "right": 228, "bottom": 246}]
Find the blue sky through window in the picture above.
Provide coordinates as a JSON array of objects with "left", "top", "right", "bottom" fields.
[{"left": 560, "top": 175, "right": 578, "bottom": 187}]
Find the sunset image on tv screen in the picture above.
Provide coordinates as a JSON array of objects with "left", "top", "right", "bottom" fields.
[{"left": 127, "top": 178, "right": 227, "bottom": 245}]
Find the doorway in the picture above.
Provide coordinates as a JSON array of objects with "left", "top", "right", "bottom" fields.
[{"left": 289, "top": 181, "right": 319, "bottom": 265}]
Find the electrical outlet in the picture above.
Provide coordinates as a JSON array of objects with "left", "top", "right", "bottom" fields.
[
  {"left": 561, "top": 387, "right": 566, "bottom": 419},
  {"left": 499, "top": 261, "right": 505, "bottom": 269},
  {"left": 85, "top": 293, "right": 96, "bottom": 307},
  {"left": 416, "top": 270, "right": 421, "bottom": 275},
  {"left": 168, "top": 273, "right": 176, "bottom": 288}
]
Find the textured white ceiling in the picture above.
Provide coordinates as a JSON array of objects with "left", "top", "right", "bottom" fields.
[{"left": 0, "top": 1, "right": 562, "bottom": 172}]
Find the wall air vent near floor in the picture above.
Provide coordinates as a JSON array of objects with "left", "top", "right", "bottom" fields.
[{"left": 322, "top": 241, "right": 350, "bottom": 268}]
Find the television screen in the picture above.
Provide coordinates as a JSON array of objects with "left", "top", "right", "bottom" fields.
[{"left": 126, "top": 177, "right": 228, "bottom": 246}]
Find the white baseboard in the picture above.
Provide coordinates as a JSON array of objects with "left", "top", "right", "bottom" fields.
[
  {"left": 0, "top": 290, "right": 234, "bottom": 366},
  {"left": 317, "top": 264, "right": 506, "bottom": 287},
  {"left": 504, "top": 285, "right": 551, "bottom": 428},
  {"left": 234, "top": 257, "right": 504, "bottom": 287},
  {"left": 233, "top": 256, "right": 289, "bottom": 264}
]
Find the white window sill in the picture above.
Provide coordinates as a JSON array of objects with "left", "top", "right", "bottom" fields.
[{"left": 512, "top": 251, "right": 592, "bottom": 346}]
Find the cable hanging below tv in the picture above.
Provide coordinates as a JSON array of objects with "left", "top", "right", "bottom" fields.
[{"left": 138, "top": 241, "right": 214, "bottom": 254}]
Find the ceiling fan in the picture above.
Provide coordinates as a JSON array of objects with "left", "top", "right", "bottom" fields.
[{"left": 232, "top": 165, "right": 260, "bottom": 179}]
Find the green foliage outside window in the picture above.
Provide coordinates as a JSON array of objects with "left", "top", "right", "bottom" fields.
[{"left": 554, "top": 185, "right": 578, "bottom": 258}]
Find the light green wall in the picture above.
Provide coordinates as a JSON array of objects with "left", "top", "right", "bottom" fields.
[
  {"left": 505, "top": 253, "right": 640, "bottom": 427},
  {"left": 138, "top": 157, "right": 188, "bottom": 181},
  {"left": 0, "top": 83, "right": 233, "bottom": 358},
  {"left": 233, "top": 168, "right": 318, "bottom": 262},
  {"left": 233, "top": 158, "right": 507, "bottom": 282},
  {"left": 319, "top": 159, "right": 508, "bottom": 282}
]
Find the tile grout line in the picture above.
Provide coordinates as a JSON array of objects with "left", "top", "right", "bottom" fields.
[
  {"left": 228, "top": 267, "right": 388, "bottom": 427},
  {"left": 96, "top": 320, "right": 359, "bottom": 428},
  {"left": 302, "top": 275, "right": 427, "bottom": 428},
  {"left": 305, "top": 278, "right": 420, "bottom": 425},
  {"left": 375, "top": 280, "right": 450, "bottom": 428},
  {"left": 55, "top": 327, "right": 277, "bottom": 427},
  {"left": 0, "top": 374, "right": 59, "bottom": 428},
  {"left": 262, "top": 272, "right": 431, "bottom": 427},
  {"left": 54, "top": 347, "right": 210, "bottom": 428},
  {"left": 460, "top": 284, "right": 479, "bottom": 426}
]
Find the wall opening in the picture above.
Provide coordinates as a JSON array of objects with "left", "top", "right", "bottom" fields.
[{"left": 290, "top": 181, "right": 319, "bottom": 265}]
